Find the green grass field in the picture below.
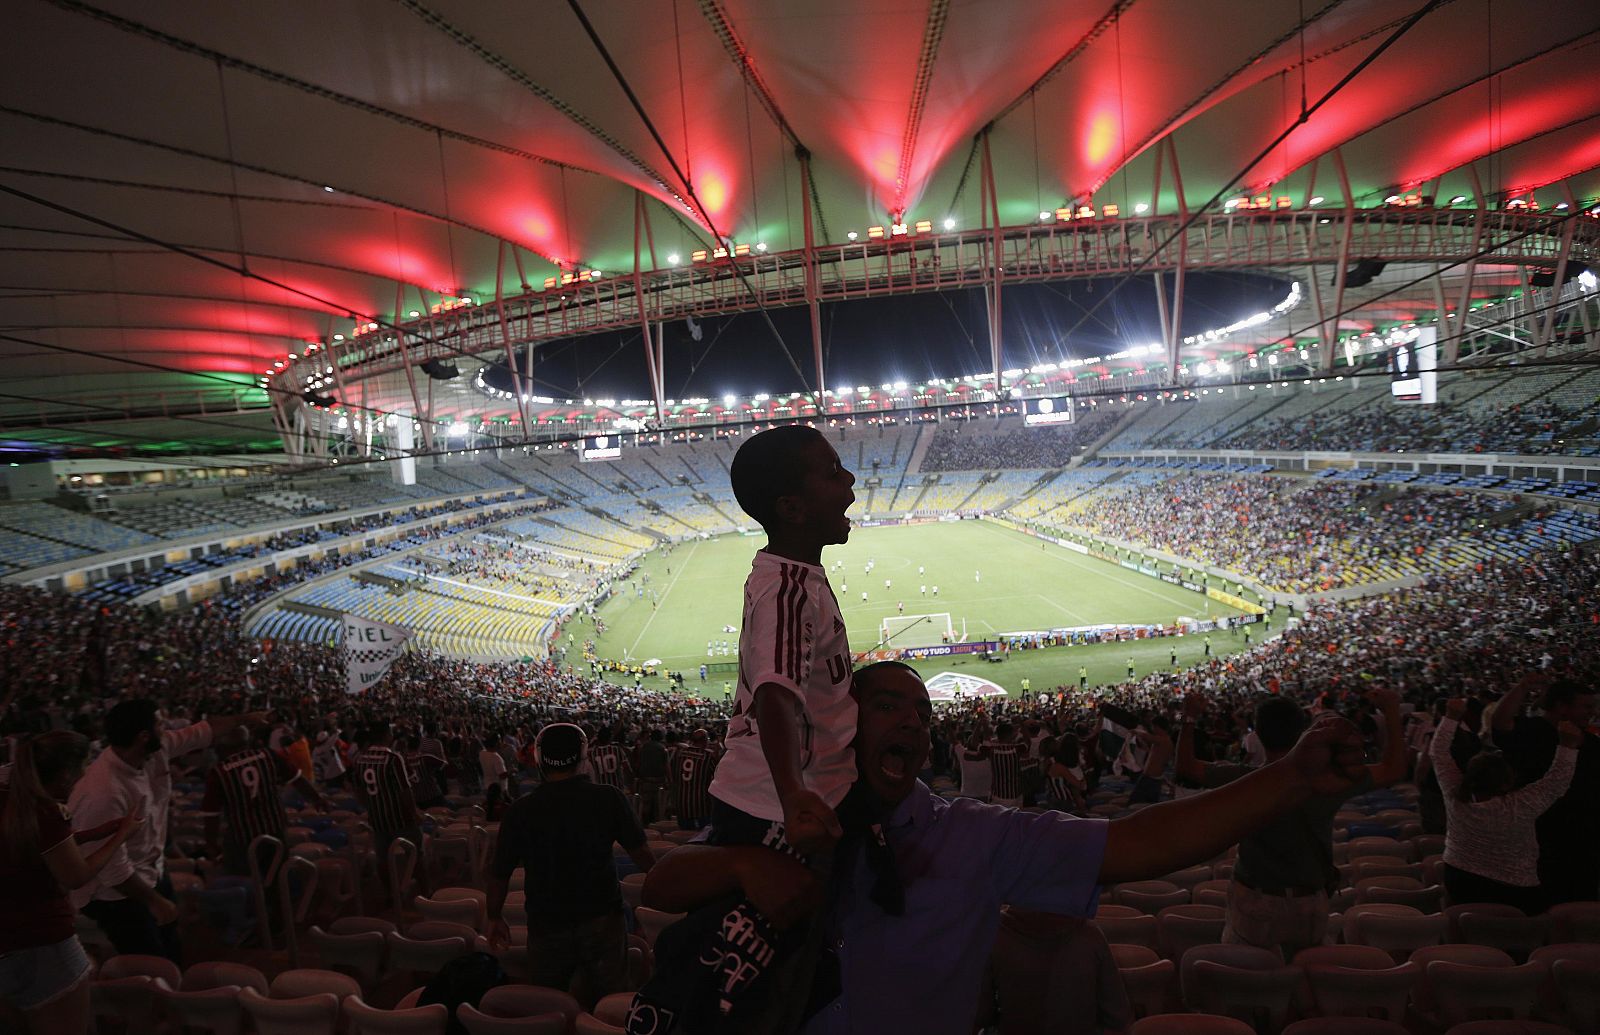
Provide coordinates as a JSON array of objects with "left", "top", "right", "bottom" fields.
[{"left": 580, "top": 520, "right": 1264, "bottom": 697}]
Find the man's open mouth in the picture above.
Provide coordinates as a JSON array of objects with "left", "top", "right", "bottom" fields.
[{"left": 880, "top": 743, "right": 911, "bottom": 779}]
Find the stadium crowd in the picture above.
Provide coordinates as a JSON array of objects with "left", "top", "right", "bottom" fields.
[
  {"left": 921, "top": 411, "right": 1119, "bottom": 472},
  {"left": 1062, "top": 473, "right": 1523, "bottom": 592},
  {"left": 1220, "top": 397, "right": 1590, "bottom": 456},
  {"left": 2, "top": 493, "right": 1598, "bottom": 1031}
]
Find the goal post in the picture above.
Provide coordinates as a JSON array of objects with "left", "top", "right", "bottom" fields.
[{"left": 880, "top": 612, "right": 961, "bottom": 648}]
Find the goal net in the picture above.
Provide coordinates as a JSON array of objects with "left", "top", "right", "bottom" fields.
[{"left": 880, "top": 612, "right": 959, "bottom": 648}]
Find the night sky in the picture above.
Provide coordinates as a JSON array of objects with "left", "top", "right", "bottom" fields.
[{"left": 490, "top": 271, "right": 1291, "bottom": 400}]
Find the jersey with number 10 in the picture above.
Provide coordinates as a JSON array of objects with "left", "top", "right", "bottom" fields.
[
  {"left": 589, "top": 744, "right": 632, "bottom": 790},
  {"left": 709, "top": 551, "right": 856, "bottom": 821}
]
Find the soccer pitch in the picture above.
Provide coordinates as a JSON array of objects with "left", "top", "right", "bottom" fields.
[{"left": 585, "top": 520, "right": 1252, "bottom": 695}]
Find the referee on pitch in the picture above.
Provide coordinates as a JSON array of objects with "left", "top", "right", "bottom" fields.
[{"left": 487, "top": 723, "right": 655, "bottom": 1005}]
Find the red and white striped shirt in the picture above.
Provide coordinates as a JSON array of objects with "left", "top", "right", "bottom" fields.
[
  {"left": 710, "top": 550, "right": 856, "bottom": 821},
  {"left": 203, "top": 747, "right": 296, "bottom": 859},
  {"left": 353, "top": 746, "right": 417, "bottom": 835}
]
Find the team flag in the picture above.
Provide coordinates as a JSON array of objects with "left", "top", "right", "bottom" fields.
[
  {"left": 1099, "top": 701, "right": 1140, "bottom": 761},
  {"left": 343, "top": 613, "right": 411, "bottom": 695}
]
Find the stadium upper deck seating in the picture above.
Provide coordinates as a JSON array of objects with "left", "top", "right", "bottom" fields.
[
  {"left": 920, "top": 410, "right": 1118, "bottom": 471},
  {"left": 1214, "top": 366, "right": 1600, "bottom": 456}
]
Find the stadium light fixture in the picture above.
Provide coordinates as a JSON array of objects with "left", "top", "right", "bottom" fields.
[
  {"left": 756, "top": 242, "right": 768, "bottom": 252},
  {"left": 1450, "top": 196, "right": 1468, "bottom": 205},
  {"left": 847, "top": 231, "right": 859, "bottom": 241},
  {"left": 1039, "top": 211, "right": 1053, "bottom": 222},
  {"left": 943, "top": 217, "right": 956, "bottom": 230},
  {"left": 1134, "top": 202, "right": 1149, "bottom": 214},
  {"left": 668, "top": 253, "right": 680, "bottom": 265},
  {"left": 1309, "top": 196, "right": 1325, "bottom": 206}
]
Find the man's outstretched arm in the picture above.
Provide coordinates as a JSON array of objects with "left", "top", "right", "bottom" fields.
[
  {"left": 641, "top": 844, "right": 821, "bottom": 931},
  {"left": 1100, "top": 713, "right": 1364, "bottom": 884}
]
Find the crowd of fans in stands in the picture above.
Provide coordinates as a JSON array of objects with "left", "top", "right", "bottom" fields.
[
  {"left": 1062, "top": 474, "right": 1522, "bottom": 592},
  {"left": 4, "top": 417, "right": 1600, "bottom": 1032},
  {"left": 1, "top": 522, "right": 1597, "bottom": 1030},
  {"left": 6, "top": 517, "right": 1593, "bottom": 822},
  {"left": 1220, "top": 398, "right": 1588, "bottom": 455},
  {"left": 921, "top": 411, "right": 1119, "bottom": 472}
]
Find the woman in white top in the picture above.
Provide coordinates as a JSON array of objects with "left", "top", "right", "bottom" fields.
[{"left": 1430, "top": 698, "right": 1580, "bottom": 913}]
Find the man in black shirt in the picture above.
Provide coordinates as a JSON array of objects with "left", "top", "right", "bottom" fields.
[
  {"left": 487, "top": 723, "right": 654, "bottom": 1004},
  {"left": 1176, "top": 689, "right": 1405, "bottom": 959},
  {"left": 636, "top": 728, "right": 669, "bottom": 824},
  {"left": 1491, "top": 677, "right": 1599, "bottom": 904}
]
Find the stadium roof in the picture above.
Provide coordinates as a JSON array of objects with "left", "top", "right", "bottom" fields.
[{"left": 3, "top": 0, "right": 1599, "bottom": 458}]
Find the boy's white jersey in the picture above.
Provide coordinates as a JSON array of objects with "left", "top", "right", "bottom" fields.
[{"left": 709, "top": 550, "right": 857, "bottom": 820}]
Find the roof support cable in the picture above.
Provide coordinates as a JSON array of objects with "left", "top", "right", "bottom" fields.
[
  {"left": 1047, "top": 0, "right": 1447, "bottom": 371},
  {"left": 562, "top": 0, "right": 820, "bottom": 404}
]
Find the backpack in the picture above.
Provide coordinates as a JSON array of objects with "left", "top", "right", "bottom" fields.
[{"left": 418, "top": 951, "right": 508, "bottom": 1035}]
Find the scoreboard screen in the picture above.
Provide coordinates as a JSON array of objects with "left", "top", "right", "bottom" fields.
[
  {"left": 1390, "top": 327, "right": 1437, "bottom": 404},
  {"left": 1022, "top": 395, "right": 1074, "bottom": 427},
  {"left": 579, "top": 434, "right": 622, "bottom": 462}
]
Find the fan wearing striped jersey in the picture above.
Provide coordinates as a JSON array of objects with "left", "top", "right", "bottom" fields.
[
  {"left": 203, "top": 720, "right": 326, "bottom": 878},
  {"left": 708, "top": 426, "right": 858, "bottom": 852},
  {"left": 631, "top": 425, "right": 858, "bottom": 1033},
  {"left": 352, "top": 725, "right": 428, "bottom": 898},
  {"left": 673, "top": 730, "right": 720, "bottom": 830},
  {"left": 589, "top": 727, "right": 634, "bottom": 796}
]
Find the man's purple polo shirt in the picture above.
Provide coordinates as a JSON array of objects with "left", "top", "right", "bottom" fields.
[{"left": 802, "top": 781, "right": 1108, "bottom": 1034}]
